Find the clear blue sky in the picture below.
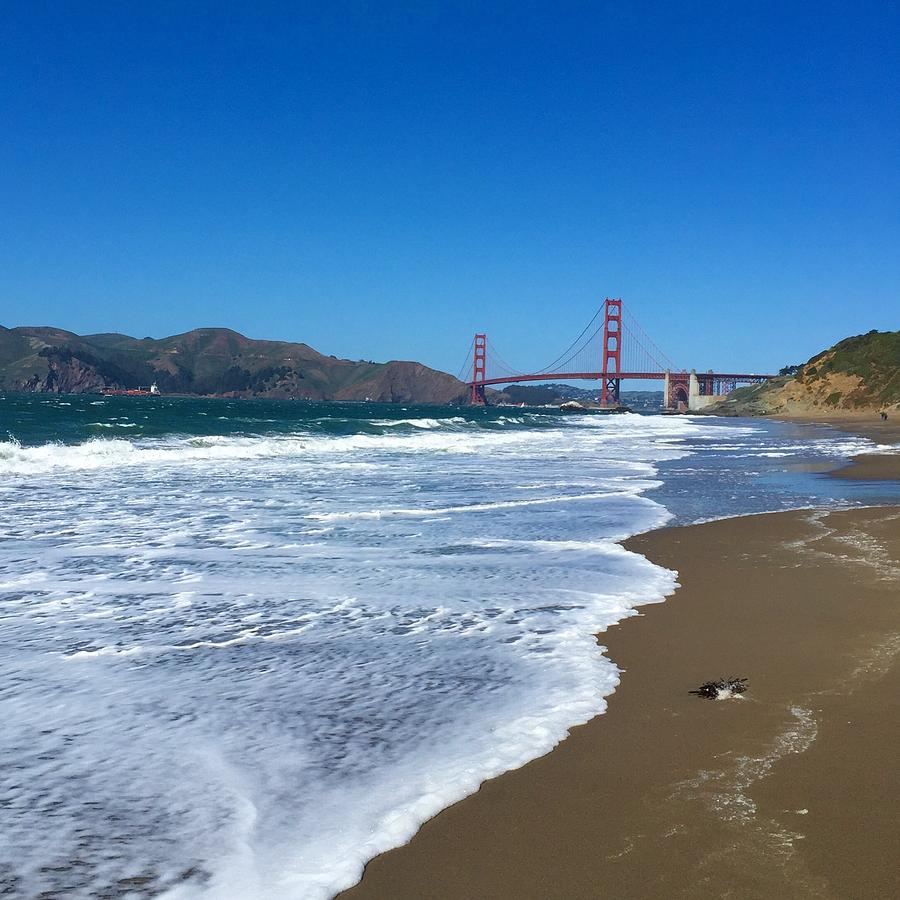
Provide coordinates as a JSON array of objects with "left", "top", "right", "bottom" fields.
[{"left": 1, "top": 1, "right": 898, "bottom": 378}]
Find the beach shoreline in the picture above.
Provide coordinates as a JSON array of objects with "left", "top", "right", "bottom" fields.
[
  {"left": 771, "top": 412, "right": 900, "bottom": 480},
  {"left": 771, "top": 413, "right": 900, "bottom": 446},
  {"left": 341, "top": 500, "right": 900, "bottom": 899},
  {"left": 831, "top": 453, "right": 900, "bottom": 480}
]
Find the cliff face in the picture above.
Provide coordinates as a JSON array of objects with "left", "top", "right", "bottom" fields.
[
  {"left": 707, "top": 329, "right": 900, "bottom": 417},
  {"left": 0, "top": 325, "right": 469, "bottom": 403}
]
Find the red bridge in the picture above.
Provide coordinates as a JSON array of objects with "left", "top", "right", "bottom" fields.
[{"left": 461, "top": 298, "right": 774, "bottom": 409}]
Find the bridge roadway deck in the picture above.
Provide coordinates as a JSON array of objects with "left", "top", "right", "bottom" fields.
[{"left": 467, "top": 372, "right": 771, "bottom": 387}]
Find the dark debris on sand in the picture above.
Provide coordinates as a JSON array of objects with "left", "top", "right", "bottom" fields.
[{"left": 689, "top": 677, "right": 749, "bottom": 699}]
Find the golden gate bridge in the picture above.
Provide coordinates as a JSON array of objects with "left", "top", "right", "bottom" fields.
[{"left": 458, "top": 299, "right": 774, "bottom": 409}]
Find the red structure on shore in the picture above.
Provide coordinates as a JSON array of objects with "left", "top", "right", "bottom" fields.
[{"left": 465, "top": 299, "right": 772, "bottom": 409}]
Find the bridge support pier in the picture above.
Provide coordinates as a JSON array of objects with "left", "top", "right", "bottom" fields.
[
  {"left": 602, "top": 377, "right": 620, "bottom": 406},
  {"left": 600, "top": 298, "right": 622, "bottom": 406},
  {"left": 665, "top": 370, "right": 690, "bottom": 410},
  {"left": 470, "top": 333, "right": 487, "bottom": 405},
  {"left": 688, "top": 369, "right": 723, "bottom": 411}
]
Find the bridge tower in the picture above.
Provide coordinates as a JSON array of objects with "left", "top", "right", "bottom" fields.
[
  {"left": 601, "top": 298, "right": 622, "bottom": 406},
  {"left": 470, "top": 333, "right": 487, "bottom": 404}
]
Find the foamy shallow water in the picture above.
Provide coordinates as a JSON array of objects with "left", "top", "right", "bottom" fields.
[{"left": 0, "top": 401, "right": 890, "bottom": 898}]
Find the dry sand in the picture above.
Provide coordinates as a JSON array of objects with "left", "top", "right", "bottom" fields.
[{"left": 340, "top": 506, "right": 900, "bottom": 900}]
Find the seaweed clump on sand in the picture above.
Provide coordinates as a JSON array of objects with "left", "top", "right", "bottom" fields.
[{"left": 690, "top": 677, "right": 749, "bottom": 699}]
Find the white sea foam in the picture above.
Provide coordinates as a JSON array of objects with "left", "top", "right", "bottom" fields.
[
  {"left": 368, "top": 416, "right": 468, "bottom": 428},
  {"left": 0, "top": 410, "right": 887, "bottom": 899},
  {"left": 0, "top": 412, "right": 699, "bottom": 477},
  {"left": 305, "top": 487, "right": 656, "bottom": 522}
]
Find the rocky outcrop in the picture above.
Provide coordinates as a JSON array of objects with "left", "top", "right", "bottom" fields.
[
  {"left": 560, "top": 400, "right": 589, "bottom": 411},
  {"left": 22, "top": 347, "right": 126, "bottom": 394}
]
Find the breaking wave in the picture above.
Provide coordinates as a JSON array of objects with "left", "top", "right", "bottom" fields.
[{"left": 0, "top": 400, "right": 892, "bottom": 899}]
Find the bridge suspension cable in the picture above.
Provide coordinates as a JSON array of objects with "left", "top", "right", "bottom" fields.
[
  {"left": 462, "top": 296, "right": 774, "bottom": 407},
  {"left": 467, "top": 302, "right": 682, "bottom": 383},
  {"left": 455, "top": 338, "right": 475, "bottom": 383},
  {"left": 488, "top": 304, "right": 681, "bottom": 379},
  {"left": 622, "top": 308, "right": 681, "bottom": 373},
  {"left": 486, "top": 340, "right": 524, "bottom": 379},
  {"left": 532, "top": 307, "right": 603, "bottom": 375},
  {"left": 543, "top": 319, "right": 605, "bottom": 374}
]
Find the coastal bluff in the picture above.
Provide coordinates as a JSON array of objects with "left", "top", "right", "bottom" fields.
[
  {"left": 704, "top": 329, "right": 900, "bottom": 418},
  {"left": 0, "top": 325, "right": 468, "bottom": 403}
]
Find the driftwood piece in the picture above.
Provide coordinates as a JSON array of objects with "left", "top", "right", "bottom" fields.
[{"left": 689, "top": 677, "right": 749, "bottom": 699}]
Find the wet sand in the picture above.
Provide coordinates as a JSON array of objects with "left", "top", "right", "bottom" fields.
[
  {"left": 832, "top": 453, "right": 900, "bottom": 481},
  {"left": 340, "top": 506, "right": 900, "bottom": 900},
  {"left": 777, "top": 414, "right": 900, "bottom": 447},
  {"left": 777, "top": 414, "right": 900, "bottom": 481}
]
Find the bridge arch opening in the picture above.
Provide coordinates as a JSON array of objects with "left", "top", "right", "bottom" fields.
[{"left": 671, "top": 385, "right": 689, "bottom": 406}]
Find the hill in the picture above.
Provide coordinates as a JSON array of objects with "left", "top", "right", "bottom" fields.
[
  {"left": 0, "top": 325, "right": 468, "bottom": 403},
  {"left": 706, "top": 329, "right": 900, "bottom": 417}
]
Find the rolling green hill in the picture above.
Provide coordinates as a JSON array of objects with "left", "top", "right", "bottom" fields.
[{"left": 0, "top": 325, "right": 468, "bottom": 403}]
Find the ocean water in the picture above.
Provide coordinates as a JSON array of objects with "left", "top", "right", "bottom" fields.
[{"left": 0, "top": 395, "right": 895, "bottom": 899}]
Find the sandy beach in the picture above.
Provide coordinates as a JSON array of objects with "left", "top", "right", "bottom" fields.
[
  {"left": 833, "top": 453, "right": 900, "bottom": 481},
  {"left": 342, "top": 501, "right": 900, "bottom": 899},
  {"left": 777, "top": 415, "right": 900, "bottom": 447},
  {"left": 778, "top": 415, "right": 900, "bottom": 480}
]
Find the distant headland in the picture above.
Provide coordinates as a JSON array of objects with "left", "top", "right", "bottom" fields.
[{"left": 0, "top": 325, "right": 468, "bottom": 403}]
